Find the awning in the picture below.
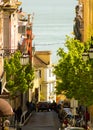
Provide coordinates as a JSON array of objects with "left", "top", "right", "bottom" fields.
[{"left": 0, "top": 98, "right": 14, "bottom": 117}]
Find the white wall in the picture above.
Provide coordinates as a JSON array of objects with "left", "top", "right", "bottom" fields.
[{"left": 44, "top": 66, "right": 56, "bottom": 102}]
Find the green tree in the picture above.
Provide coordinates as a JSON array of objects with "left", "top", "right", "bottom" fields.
[
  {"left": 4, "top": 51, "right": 35, "bottom": 97},
  {"left": 54, "top": 36, "right": 93, "bottom": 106}
]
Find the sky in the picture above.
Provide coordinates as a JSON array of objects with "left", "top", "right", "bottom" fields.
[{"left": 19, "top": 0, "right": 78, "bottom": 63}]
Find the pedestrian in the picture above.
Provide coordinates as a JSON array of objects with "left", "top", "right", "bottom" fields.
[
  {"left": 84, "top": 108, "right": 90, "bottom": 129},
  {"left": 29, "top": 101, "right": 34, "bottom": 112},
  {"left": 58, "top": 105, "right": 67, "bottom": 123},
  {"left": 13, "top": 108, "right": 17, "bottom": 127},
  {"left": 16, "top": 106, "right": 22, "bottom": 123},
  {"left": 52, "top": 100, "right": 57, "bottom": 111},
  {"left": 26, "top": 101, "right": 30, "bottom": 112}
]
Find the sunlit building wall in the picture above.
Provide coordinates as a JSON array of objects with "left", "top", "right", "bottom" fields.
[
  {"left": 77, "top": 0, "right": 93, "bottom": 42},
  {"left": 33, "top": 51, "right": 56, "bottom": 102}
]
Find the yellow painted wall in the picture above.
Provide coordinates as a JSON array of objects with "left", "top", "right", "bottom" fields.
[
  {"left": 40, "top": 68, "right": 48, "bottom": 101},
  {"left": 89, "top": 105, "right": 93, "bottom": 124},
  {"left": 80, "top": 0, "right": 93, "bottom": 123},
  {"left": 33, "top": 51, "right": 52, "bottom": 101},
  {"left": 80, "top": 0, "right": 93, "bottom": 42},
  {"left": 35, "top": 51, "right": 51, "bottom": 64}
]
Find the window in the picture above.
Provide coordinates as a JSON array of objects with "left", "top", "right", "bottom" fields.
[
  {"left": 49, "top": 69, "right": 51, "bottom": 77},
  {"left": 40, "top": 85, "right": 41, "bottom": 91},
  {"left": 18, "top": 26, "right": 25, "bottom": 34},
  {"left": 39, "top": 70, "right": 41, "bottom": 78}
]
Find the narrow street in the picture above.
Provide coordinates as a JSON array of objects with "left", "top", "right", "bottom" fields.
[{"left": 22, "top": 111, "right": 61, "bottom": 130}]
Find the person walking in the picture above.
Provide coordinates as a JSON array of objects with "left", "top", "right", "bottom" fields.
[
  {"left": 84, "top": 108, "right": 90, "bottom": 130},
  {"left": 16, "top": 106, "right": 22, "bottom": 123}
]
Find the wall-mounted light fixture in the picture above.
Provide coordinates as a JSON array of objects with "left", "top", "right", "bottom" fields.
[{"left": 20, "top": 53, "right": 29, "bottom": 65}]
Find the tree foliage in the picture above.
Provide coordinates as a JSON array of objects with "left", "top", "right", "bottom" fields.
[
  {"left": 54, "top": 36, "right": 93, "bottom": 106},
  {"left": 4, "top": 51, "right": 35, "bottom": 97}
]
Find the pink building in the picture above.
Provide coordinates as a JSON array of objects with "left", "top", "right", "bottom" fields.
[{"left": 0, "top": 0, "right": 21, "bottom": 94}]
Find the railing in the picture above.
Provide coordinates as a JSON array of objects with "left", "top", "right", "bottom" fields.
[
  {"left": 9, "top": 110, "right": 33, "bottom": 130},
  {"left": 20, "top": 110, "right": 34, "bottom": 126}
]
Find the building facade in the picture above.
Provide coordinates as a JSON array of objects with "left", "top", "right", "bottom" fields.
[
  {"left": 74, "top": 0, "right": 93, "bottom": 126},
  {"left": 74, "top": 0, "right": 93, "bottom": 42},
  {"left": 33, "top": 51, "right": 56, "bottom": 103},
  {"left": 0, "top": 0, "right": 56, "bottom": 114},
  {"left": 0, "top": 0, "right": 21, "bottom": 96},
  {"left": 0, "top": 0, "right": 21, "bottom": 54}
]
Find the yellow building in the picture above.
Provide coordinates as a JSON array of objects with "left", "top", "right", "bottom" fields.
[
  {"left": 74, "top": 0, "right": 93, "bottom": 125},
  {"left": 33, "top": 50, "right": 56, "bottom": 102},
  {"left": 75, "top": 0, "right": 93, "bottom": 42}
]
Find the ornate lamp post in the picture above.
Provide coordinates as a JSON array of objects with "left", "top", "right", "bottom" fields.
[
  {"left": 82, "top": 47, "right": 93, "bottom": 61},
  {"left": 82, "top": 52, "right": 89, "bottom": 61},
  {"left": 88, "top": 48, "right": 93, "bottom": 59}
]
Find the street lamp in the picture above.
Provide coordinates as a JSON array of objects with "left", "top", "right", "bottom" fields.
[
  {"left": 82, "top": 47, "right": 93, "bottom": 61},
  {"left": 20, "top": 53, "right": 29, "bottom": 65},
  {"left": 88, "top": 48, "right": 93, "bottom": 59},
  {"left": 82, "top": 52, "right": 89, "bottom": 61}
]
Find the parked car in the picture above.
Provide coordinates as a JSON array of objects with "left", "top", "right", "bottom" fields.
[
  {"left": 36, "top": 101, "right": 50, "bottom": 112},
  {"left": 64, "top": 127, "right": 85, "bottom": 130}
]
